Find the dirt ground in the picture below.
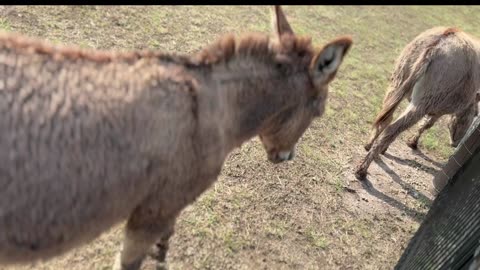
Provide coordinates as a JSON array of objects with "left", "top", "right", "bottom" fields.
[{"left": 1, "top": 5, "right": 479, "bottom": 270}]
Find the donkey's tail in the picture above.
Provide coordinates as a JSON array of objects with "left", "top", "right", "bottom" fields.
[{"left": 372, "top": 71, "right": 420, "bottom": 128}]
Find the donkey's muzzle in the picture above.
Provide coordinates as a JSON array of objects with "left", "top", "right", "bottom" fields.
[{"left": 268, "top": 150, "right": 295, "bottom": 163}]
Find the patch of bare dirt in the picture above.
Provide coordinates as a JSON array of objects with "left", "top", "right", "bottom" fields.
[{"left": 344, "top": 142, "right": 440, "bottom": 222}]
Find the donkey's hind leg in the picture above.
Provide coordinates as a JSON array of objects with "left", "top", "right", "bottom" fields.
[
  {"left": 406, "top": 115, "right": 439, "bottom": 149},
  {"left": 364, "top": 87, "right": 399, "bottom": 151},
  {"left": 364, "top": 114, "right": 393, "bottom": 151},
  {"left": 113, "top": 210, "right": 176, "bottom": 270},
  {"left": 355, "top": 105, "right": 425, "bottom": 179}
]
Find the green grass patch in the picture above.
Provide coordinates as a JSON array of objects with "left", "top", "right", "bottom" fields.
[
  {"left": 0, "top": 18, "right": 11, "bottom": 31},
  {"left": 305, "top": 226, "right": 329, "bottom": 250}
]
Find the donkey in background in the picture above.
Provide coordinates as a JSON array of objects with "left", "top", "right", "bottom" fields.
[
  {"left": 355, "top": 26, "right": 480, "bottom": 179},
  {"left": 0, "top": 6, "right": 352, "bottom": 270}
]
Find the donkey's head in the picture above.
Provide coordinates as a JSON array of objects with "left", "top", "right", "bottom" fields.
[
  {"left": 449, "top": 93, "right": 480, "bottom": 147},
  {"left": 258, "top": 6, "right": 352, "bottom": 163}
]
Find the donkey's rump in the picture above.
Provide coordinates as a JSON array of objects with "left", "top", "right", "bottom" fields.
[{"left": 411, "top": 31, "right": 479, "bottom": 114}]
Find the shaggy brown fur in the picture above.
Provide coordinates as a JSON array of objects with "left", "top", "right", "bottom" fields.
[
  {"left": 355, "top": 26, "right": 480, "bottom": 179},
  {"left": 0, "top": 6, "right": 352, "bottom": 270},
  {"left": 0, "top": 32, "right": 185, "bottom": 64}
]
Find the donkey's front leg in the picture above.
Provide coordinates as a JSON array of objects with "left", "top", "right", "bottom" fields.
[
  {"left": 113, "top": 210, "right": 176, "bottom": 270},
  {"left": 113, "top": 227, "right": 154, "bottom": 270},
  {"left": 149, "top": 225, "right": 175, "bottom": 270}
]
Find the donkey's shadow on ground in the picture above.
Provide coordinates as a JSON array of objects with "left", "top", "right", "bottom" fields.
[
  {"left": 358, "top": 177, "right": 427, "bottom": 223},
  {"left": 410, "top": 149, "right": 445, "bottom": 168},
  {"left": 384, "top": 149, "right": 444, "bottom": 174},
  {"left": 357, "top": 150, "right": 443, "bottom": 223}
]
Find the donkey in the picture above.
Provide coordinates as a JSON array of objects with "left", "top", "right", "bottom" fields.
[
  {"left": 0, "top": 6, "right": 352, "bottom": 270},
  {"left": 355, "top": 26, "right": 480, "bottom": 179}
]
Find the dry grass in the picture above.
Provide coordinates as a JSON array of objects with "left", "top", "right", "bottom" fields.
[{"left": 1, "top": 5, "right": 479, "bottom": 270}]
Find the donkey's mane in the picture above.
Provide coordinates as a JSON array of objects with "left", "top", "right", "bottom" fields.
[
  {"left": 194, "top": 33, "right": 314, "bottom": 66},
  {"left": 0, "top": 31, "right": 314, "bottom": 68}
]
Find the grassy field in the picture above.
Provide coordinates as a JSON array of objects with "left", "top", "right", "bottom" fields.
[{"left": 1, "top": 5, "right": 479, "bottom": 270}]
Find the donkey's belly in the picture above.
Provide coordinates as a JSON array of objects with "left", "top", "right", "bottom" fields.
[
  {"left": 0, "top": 180, "right": 135, "bottom": 265},
  {"left": 0, "top": 157, "right": 151, "bottom": 264},
  {"left": 0, "top": 214, "right": 121, "bottom": 264}
]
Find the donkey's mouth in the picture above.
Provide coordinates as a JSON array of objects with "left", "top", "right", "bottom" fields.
[{"left": 267, "top": 150, "right": 295, "bottom": 163}]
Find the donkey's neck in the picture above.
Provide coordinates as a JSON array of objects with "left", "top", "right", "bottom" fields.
[{"left": 210, "top": 61, "right": 301, "bottom": 152}]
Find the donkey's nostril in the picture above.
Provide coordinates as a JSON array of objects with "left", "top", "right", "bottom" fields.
[{"left": 287, "top": 151, "right": 294, "bottom": 160}]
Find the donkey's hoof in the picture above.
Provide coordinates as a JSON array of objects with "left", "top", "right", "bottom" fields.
[
  {"left": 364, "top": 143, "right": 372, "bottom": 151},
  {"left": 380, "top": 148, "right": 387, "bottom": 155},
  {"left": 148, "top": 244, "right": 167, "bottom": 262},
  {"left": 354, "top": 168, "right": 367, "bottom": 180},
  {"left": 156, "top": 262, "right": 168, "bottom": 270},
  {"left": 406, "top": 140, "right": 418, "bottom": 150}
]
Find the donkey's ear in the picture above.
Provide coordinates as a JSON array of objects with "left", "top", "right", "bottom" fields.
[
  {"left": 271, "top": 5, "right": 294, "bottom": 38},
  {"left": 310, "top": 36, "right": 352, "bottom": 85}
]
